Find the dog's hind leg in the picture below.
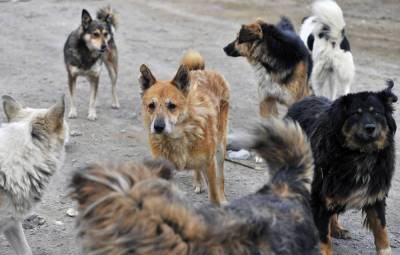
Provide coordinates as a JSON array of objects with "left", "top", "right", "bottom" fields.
[
  {"left": 330, "top": 214, "right": 351, "bottom": 239},
  {"left": 4, "top": 221, "right": 32, "bottom": 255},
  {"left": 193, "top": 169, "right": 203, "bottom": 194},
  {"left": 364, "top": 201, "right": 392, "bottom": 255},
  {"left": 104, "top": 47, "right": 119, "bottom": 109},
  {"left": 67, "top": 73, "right": 78, "bottom": 119},
  {"left": 216, "top": 101, "right": 229, "bottom": 203},
  {"left": 314, "top": 206, "right": 334, "bottom": 255},
  {"left": 202, "top": 159, "right": 220, "bottom": 204},
  {"left": 259, "top": 97, "right": 278, "bottom": 118},
  {"left": 87, "top": 75, "right": 99, "bottom": 121}
]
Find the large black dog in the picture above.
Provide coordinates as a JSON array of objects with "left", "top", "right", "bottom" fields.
[{"left": 287, "top": 80, "right": 397, "bottom": 255}]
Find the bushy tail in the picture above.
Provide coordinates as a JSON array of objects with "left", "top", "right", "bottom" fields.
[
  {"left": 180, "top": 50, "right": 205, "bottom": 71},
  {"left": 97, "top": 6, "right": 118, "bottom": 30},
  {"left": 239, "top": 118, "right": 314, "bottom": 193},
  {"left": 312, "top": 0, "right": 345, "bottom": 39},
  {"left": 70, "top": 159, "right": 206, "bottom": 255},
  {"left": 276, "top": 16, "right": 295, "bottom": 32}
]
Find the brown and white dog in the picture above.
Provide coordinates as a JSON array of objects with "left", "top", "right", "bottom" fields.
[
  {"left": 139, "top": 51, "right": 230, "bottom": 204},
  {"left": 224, "top": 17, "right": 312, "bottom": 118}
]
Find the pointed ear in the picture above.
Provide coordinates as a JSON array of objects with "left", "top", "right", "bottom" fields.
[
  {"left": 82, "top": 9, "right": 92, "bottom": 30},
  {"left": 379, "top": 79, "right": 397, "bottom": 133},
  {"left": 172, "top": 65, "right": 190, "bottom": 93},
  {"left": 47, "top": 96, "right": 65, "bottom": 132},
  {"left": 143, "top": 158, "right": 174, "bottom": 180},
  {"left": 2, "top": 95, "right": 22, "bottom": 122},
  {"left": 238, "top": 23, "right": 263, "bottom": 43},
  {"left": 381, "top": 79, "right": 398, "bottom": 104},
  {"left": 139, "top": 64, "right": 157, "bottom": 93}
]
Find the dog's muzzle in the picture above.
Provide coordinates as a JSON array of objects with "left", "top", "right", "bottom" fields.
[
  {"left": 223, "top": 41, "right": 241, "bottom": 57},
  {"left": 153, "top": 118, "right": 166, "bottom": 134}
]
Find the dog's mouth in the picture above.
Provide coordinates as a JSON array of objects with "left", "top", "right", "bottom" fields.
[{"left": 224, "top": 41, "right": 241, "bottom": 57}]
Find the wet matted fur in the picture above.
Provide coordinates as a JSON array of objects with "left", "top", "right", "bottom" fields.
[
  {"left": 0, "top": 96, "right": 67, "bottom": 255},
  {"left": 64, "top": 6, "right": 119, "bottom": 121},
  {"left": 224, "top": 17, "right": 312, "bottom": 118},
  {"left": 286, "top": 80, "right": 397, "bottom": 255},
  {"left": 138, "top": 52, "right": 230, "bottom": 205},
  {"left": 70, "top": 118, "right": 320, "bottom": 255}
]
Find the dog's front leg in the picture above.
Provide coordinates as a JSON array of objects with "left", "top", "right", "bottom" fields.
[
  {"left": 4, "top": 221, "right": 32, "bottom": 255},
  {"left": 104, "top": 50, "right": 119, "bottom": 109},
  {"left": 203, "top": 159, "right": 219, "bottom": 205},
  {"left": 87, "top": 75, "right": 99, "bottom": 121},
  {"left": 314, "top": 206, "right": 334, "bottom": 255},
  {"left": 67, "top": 73, "right": 78, "bottom": 119},
  {"left": 364, "top": 200, "right": 392, "bottom": 255}
]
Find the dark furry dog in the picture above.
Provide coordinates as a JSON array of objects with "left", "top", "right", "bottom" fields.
[
  {"left": 224, "top": 17, "right": 312, "bottom": 118},
  {"left": 64, "top": 6, "right": 119, "bottom": 120},
  {"left": 70, "top": 118, "right": 320, "bottom": 255},
  {"left": 287, "top": 80, "right": 397, "bottom": 255}
]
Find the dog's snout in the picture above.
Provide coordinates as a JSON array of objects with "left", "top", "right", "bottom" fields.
[
  {"left": 224, "top": 41, "right": 240, "bottom": 57},
  {"left": 100, "top": 44, "right": 107, "bottom": 51},
  {"left": 364, "top": 123, "right": 376, "bottom": 134},
  {"left": 154, "top": 118, "right": 166, "bottom": 133}
]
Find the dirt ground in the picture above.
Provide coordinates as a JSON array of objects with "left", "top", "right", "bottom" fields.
[{"left": 0, "top": 0, "right": 399, "bottom": 254}]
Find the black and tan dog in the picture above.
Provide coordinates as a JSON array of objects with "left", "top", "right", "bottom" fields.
[
  {"left": 224, "top": 17, "right": 312, "bottom": 118},
  {"left": 70, "top": 118, "right": 320, "bottom": 255},
  {"left": 287, "top": 80, "right": 397, "bottom": 255},
  {"left": 64, "top": 6, "right": 119, "bottom": 120}
]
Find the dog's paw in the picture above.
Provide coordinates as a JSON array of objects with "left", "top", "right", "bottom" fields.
[
  {"left": 194, "top": 185, "right": 203, "bottom": 194},
  {"left": 377, "top": 248, "right": 392, "bottom": 255},
  {"left": 68, "top": 110, "right": 78, "bottom": 119},
  {"left": 255, "top": 155, "right": 265, "bottom": 164},
  {"left": 111, "top": 102, "right": 120, "bottom": 109},
  {"left": 87, "top": 112, "right": 97, "bottom": 121},
  {"left": 331, "top": 227, "right": 351, "bottom": 240}
]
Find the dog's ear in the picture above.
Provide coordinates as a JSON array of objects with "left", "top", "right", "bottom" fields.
[
  {"left": 329, "top": 96, "right": 349, "bottom": 134},
  {"left": 172, "top": 65, "right": 190, "bottom": 93},
  {"left": 81, "top": 9, "right": 92, "bottom": 30},
  {"left": 139, "top": 64, "right": 157, "bottom": 93},
  {"left": 143, "top": 158, "right": 174, "bottom": 180},
  {"left": 378, "top": 79, "right": 397, "bottom": 133},
  {"left": 46, "top": 96, "right": 65, "bottom": 132},
  {"left": 238, "top": 23, "right": 263, "bottom": 43},
  {"left": 2, "top": 95, "right": 22, "bottom": 122}
]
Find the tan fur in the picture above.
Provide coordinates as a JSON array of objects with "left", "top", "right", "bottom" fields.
[
  {"left": 180, "top": 50, "right": 205, "bottom": 70},
  {"left": 320, "top": 240, "right": 333, "bottom": 255},
  {"left": 260, "top": 97, "right": 279, "bottom": 117},
  {"left": 140, "top": 52, "right": 229, "bottom": 204},
  {"left": 285, "top": 62, "right": 310, "bottom": 102},
  {"left": 365, "top": 208, "right": 391, "bottom": 253}
]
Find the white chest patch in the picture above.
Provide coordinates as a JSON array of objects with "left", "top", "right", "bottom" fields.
[
  {"left": 251, "top": 63, "right": 292, "bottom": 104},
  {"left": 69, "top": 59, "right": 103, "bottom": 77}
]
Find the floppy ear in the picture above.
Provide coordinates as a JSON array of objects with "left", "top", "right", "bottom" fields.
[
  {"left": 329, "top": 96, "right": 349, "bottom": 135},
  {"left": 82, "top": 9, "right": 92, "bottom": 30},
  {"left": 378, "top": 79, "right": 397, "bottom": 133},
  {"left": 2, "top": 95, "right": 22, "bottom": 122},
  {"left": 172, "top": 65, "right": 190, "bottom": 93},
  {"left": 238, "top": 23, "right": 263, "bottom": 43},
  {"left": 46, "top": 96, "right": 65, "bottom": 132},
  {"left": 138, "top": 64, "right": 157, "bottom": 93}
]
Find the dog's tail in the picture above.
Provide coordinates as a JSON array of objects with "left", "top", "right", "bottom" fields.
[
  {"left": 180, "top": 50, "right": 205, "bottom": 71},
  {"left": 97, "top": 6, "right": 118, "bottom": 30},
  {"left": 312, "top": 0, "right": 345, "bottom": 40},
  {"left": 239, "top": 118, "right": 314, "bottom": 193},
  {"left": 276, "top": 16, "right": 295, "bottom": 32},
  {"left": 70, "top": 159, "right": 207, "bottom": 254}
]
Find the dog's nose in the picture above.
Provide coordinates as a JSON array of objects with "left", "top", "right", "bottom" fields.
[
  {"left": 154, "top": 119, "right": 165, "bottom": 133},
  {"left": 364, "top": 123, "right": 376, "bottom": 134},
  {"left": 100, "top": 44, "right": 107, "bottom": 51}
]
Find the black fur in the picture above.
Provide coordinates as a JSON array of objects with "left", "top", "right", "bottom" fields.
[
  {"left": 307, "top": 34, "right": 314, "bottom": 51},
  {"left": 286, "top": 81, "right": 397, "bottom": 246},
  {"left": 340, "top": 36, "right": 351, "bottom": 52}
]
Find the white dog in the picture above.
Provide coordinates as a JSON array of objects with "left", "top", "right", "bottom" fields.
[
  {"left": 0, "top": 96, "right": 68, "bottom": 255},
  {"left": 300, "top": 0, "right": 355, "bottom": 100}
]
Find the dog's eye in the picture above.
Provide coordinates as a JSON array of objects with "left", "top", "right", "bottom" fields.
[
  {"left": 167, "top": 102, "right": 176, "bottom": 111},
  {"left": 148, "top": 102, "right": 156, "bottom": 110},
  {"left": 93, "top": 32, "right": 100, "bottom": 37},
  {"left": 103, "top": 32, "right": 108, "bottom": 37}
]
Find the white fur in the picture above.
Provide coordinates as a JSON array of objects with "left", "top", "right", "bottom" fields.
[
  {"left": 300, "top": 0, "right": 355, "bottom": 100},
  {"left": 377, "top": 247, "right": 392, "bottom": 255}
]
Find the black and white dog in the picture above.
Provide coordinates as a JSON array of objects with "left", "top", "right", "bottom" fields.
[{"left": 300, "top": 0, "right": 355, "bottom": 100}]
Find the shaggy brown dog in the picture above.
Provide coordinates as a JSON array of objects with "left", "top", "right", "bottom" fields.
[{"left": 70, "top": 118, "right": 320, "bottom": 255}]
